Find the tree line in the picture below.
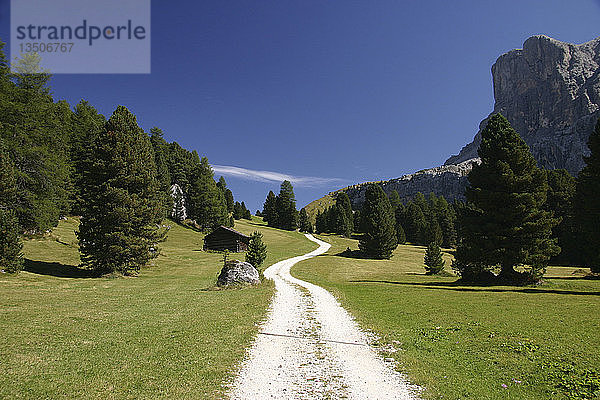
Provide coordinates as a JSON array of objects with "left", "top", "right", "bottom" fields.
[{"left": 0, "top": 41, "right": 250, "bottom": 275}]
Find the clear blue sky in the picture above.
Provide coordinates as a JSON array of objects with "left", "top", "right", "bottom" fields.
[{"left": 1, "top": 0, "right": 599, "bottom": 211}]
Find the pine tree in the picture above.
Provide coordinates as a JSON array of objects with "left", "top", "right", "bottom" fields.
[
  {"left": 298, "top": 208, "right": 313, "bottom": 233},
  {"left": 71, "top": 100, "right": 106, "bottom": 215},
  {"left": 149, "top": 127, "right": 172, "bottom": 218},
  {"left": 359, "top": 184, "right": 398, "bottom": 259},
  {"left": 188, "top": 157, "right": 229, "bottom": 230},
  {"left": 424, "top": 242, "right": 445, "bottom": 275},
  {"left": 225, "top": 189, "right": 234, "bottom": 213},
  {"left": 575, "top": 118, "right": 600, "bottom": 273},
  {"left": 405, "top": 201, "right": 427, "bottom": 244},
  {"left": 454, "top": 114, "right": 559, "bottom": 282},
  {"left": 263, "top": 191, "right": 278, "bottom": 227},
  {"left": 336, "top": 192, "right": 354, "bottom": 233},
  {"left": 353, "top": 210, "right": 363, "bottom": 233},
  {"left": 241, "top": 202, "right": 252, "bottom": 220},
  {"left": 396, "top": 220, "right": 406, "bottom": 244},
  {"left": 332, "top": 203, "right": 351, "bottom": 237},
  {"left": 275, "top": 181, "right": 298, "bottom": 230},
  {"left": 546, "top": 169, "right": 577, "bottom": 265},
  {"left": 1, "top": 45, "right": 72, "bottom": 232},
  {"left": 388, "top": 190, "right": 401, "bottom": 210},
  {"left": 245, "top": 231, "right": 267, "bottom": 269},
  {"left": 434, "top": 195, "right": 457, "bottom": 248},
  {"left": 0, "top": 209, "right": 23, "bottom": 273},
  {"left": 424, "top": 214, "right": 443, "bottom": 245},
  {"left": 77, "top": 106, "right": 166, "bottom": 275},
  {"left": 0, "top": 145, "right": 22, "bottom": 273},
  {"left": 233, "top": 201, "right": 244, "bottom": 220}
]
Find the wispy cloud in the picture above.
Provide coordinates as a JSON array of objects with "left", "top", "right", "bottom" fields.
[{"left": 212, "top": 165, "right": 346, "bottom": 187}]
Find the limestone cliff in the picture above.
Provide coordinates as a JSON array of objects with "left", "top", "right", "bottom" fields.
[{"left": 446, "top": 35, "right": 600, "bottom": 174}]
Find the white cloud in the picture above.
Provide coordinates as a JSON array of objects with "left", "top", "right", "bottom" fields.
[{"left": 212, "top": 165, "right": 345, "bottom": 187}]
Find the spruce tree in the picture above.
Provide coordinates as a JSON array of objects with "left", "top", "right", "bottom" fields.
[
  {"left": 424, "top": 214, "right": 443, "bottom": 245},
  {"left": 149, "top": 127, "right": 172, "bottom": 218},
  {"left": 0, "top": 145, "right": 23, "bottom": 273},
  {"left": 546, "top": 169, "right": 577, "bottom": 265},
  {"left": 434, "top": 195, "right": 457, "bottom": 248},
  {"left": 575, "top": 118, "right": 600, "bottom": 273},
  {"left": 188, "top": 157, "right": 228, "bottom": 230},
  {"left": 298, "top": 208, "right": 312, "bottom": 232},
  {"left": 332, "top": 203, "right": 351, "bottom": 237},
  {"left": 71, "top": 100, "right": 106, "bottom": 215},
  {"left": 454, "top": 114, "right": 559, "bottom": 282},
  {"left": 245, "top": 231, "right": 267, "bottom": 269},
  {"left": 225, "top": 189, "right": 234, "bottom": 213},
  {"left": 276, "top": 181, "right": 298, "bottom": 230},
  {"left": 77, "top": 106, "right": 166, "bottom": 275},
  {"left": 405, "top": 201, "right": 427, "bottom": 244},
  {"left": 424, "top": 242, "right": 445, "bottom": 275},
  {"left": 336, "top": 192, "right": 354, "bottom": 233},
  {"left": 0, "top": 209, "right": 23, "bottom": 273},
  {"left": 396, "top": 220, "right": 406, "bottom": 244},
  {"left": 263, "top": 191, "right": 278, "bottom": 227},
  {"left": 359, "top": 184, "right": 398, "bottom": 259},
  {"left": 388, "top": 190, "right": 401, "bottom": 210}
]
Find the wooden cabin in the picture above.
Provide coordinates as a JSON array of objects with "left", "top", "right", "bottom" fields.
[{"left": 203, "top": 226, "right": 250, "bottom": 252}]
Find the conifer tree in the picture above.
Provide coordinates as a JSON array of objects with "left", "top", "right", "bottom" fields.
[
  {"left": 0, "top": 145, "right": 23, "bottom": 273},
  {"left": 405, "top": 202, "right": 427, "bottom": 244},
  {"left": 1, "top": 45, "right": 72, "bottom": 232},
  {"left": 353, "top": 210, "right": 363, "bottom": 233},
  {"left": 246, "top": 231, "right": 267, "bottom": 269},
  {"left": 546, "top": 169, "right": 577, "bottom": 265},
  {"left": 71, "top": 100, "right": 106, "bottom": 215},
  {"left": 336, "top": 192, "right": 354, "bottom": 233},
  {"left": 424, "top": 214, "right": 443, "bottom": 245},
  {"left": 333, "top": 203, "right": 351, "bottom": 237},
  {"left": 388, "top": 190, "right": 401, "bottom": 210},
  {"left": 77, "top": 106, "right": 166, "bottom": 275},
  {"left": 574, "top": 118, "right": 600, "bottom": 273},
  {"left": 188, "top": 157, "right": 229, "bottom": 230},
  {"left": 275, "top": 181, "right": 298, "bottom": 230},
  {"left": 149, "top": 127, "right": 172, "bottom": 218},
  {"left": 454, "top": 114, "right": 559, "bottom": 282},
  {"left": 0, "top": 209, "right": 23, "bottom": 273},
  {"left": 298, "top": 208, "right": 313, "bottom": 233},
  {"left": 359, "top": 184, "right": 397, "bottom": 259},
  {"left": 424, "top": 242, "right": 445, "bottom": 275},
  {"left": 263, "top": 191, "right": 278, "bottom": 227},
  {"left": 396, "top": 220, "right": 406, "bottom": 244},
  {"left": 225, "top": 189, "right": 234, "bottom": 213}
]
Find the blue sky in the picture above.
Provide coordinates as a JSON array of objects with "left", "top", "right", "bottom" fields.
[{"left": 1, "top": 0, "right": 599, "bottom": 212}]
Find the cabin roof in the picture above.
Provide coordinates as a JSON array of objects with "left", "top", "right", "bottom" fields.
[{"left": 205, "top": 226, "right": 250, "bottom": 239}]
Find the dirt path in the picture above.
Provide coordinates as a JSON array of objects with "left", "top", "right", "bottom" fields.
[{"left": 229, "top": 234, "right": 418, "bottom": 399}]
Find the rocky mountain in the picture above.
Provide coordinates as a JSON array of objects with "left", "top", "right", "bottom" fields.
[
  {"left": 306, "top": 35, "right": 600, "bottom": 212},
  {"left": 446, "top": 35, "right": 600, "bottom": 174}
]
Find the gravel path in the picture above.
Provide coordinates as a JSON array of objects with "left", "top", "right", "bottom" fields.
[{"left": 229, "top": 234, "right": 418, "bottom": 399}]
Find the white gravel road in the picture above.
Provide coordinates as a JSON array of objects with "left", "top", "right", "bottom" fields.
[{"left": 229, "top": 234, "right": 419, "bottom": 399}]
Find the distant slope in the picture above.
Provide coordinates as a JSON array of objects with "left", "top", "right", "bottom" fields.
[{"left": 305, "top": 159, "right": 479, "bottom": 217}]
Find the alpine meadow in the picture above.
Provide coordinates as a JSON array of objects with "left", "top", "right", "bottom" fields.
[{"left": 1, "top": 2, "right": 600, "bottom": 399}]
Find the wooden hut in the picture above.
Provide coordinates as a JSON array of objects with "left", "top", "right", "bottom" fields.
[{"left": 203, "top": 226, "right": 250, "bottom": 252}]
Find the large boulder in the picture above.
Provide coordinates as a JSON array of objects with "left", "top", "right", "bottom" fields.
[{"left": 217, "top": 260, "right": 260, "bottom": 286}]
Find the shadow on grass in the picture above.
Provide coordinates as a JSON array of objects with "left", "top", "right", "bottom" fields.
[
  {"left": 350, "top": 280, "right": 600, "bottom": 296},
  {"left": 24, "top": 259, "right": 97, "bottom": 278}
]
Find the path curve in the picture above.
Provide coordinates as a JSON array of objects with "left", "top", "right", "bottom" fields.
[{"left": 229, "top": 234, "right": 418, "bottom": 399}]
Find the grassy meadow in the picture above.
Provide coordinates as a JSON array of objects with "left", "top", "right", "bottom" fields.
[
  {"left": 0, "top": 217, "right": 315, "bottom": 399},
  {"left": 293, "top": 234, "right": 600, "bottom": 400}
]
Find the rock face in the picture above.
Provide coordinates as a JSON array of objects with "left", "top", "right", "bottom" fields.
[
  {"left": 217, "top": 260, "right": 260, "bottom": 286},
  {"left": 446, "top": 35, "right": 600, "bottom": 175},
  {"left": 339, "top": 159, "right": 480, "bottom": 209}
]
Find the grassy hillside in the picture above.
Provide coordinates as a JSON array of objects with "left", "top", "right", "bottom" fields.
[
  {"left": 293, "top": 234, "right": 600, "bottom": 400},
  {"left": 303, "top": 193, "right": 336, "bottom": 223},
  {"left": 0, "top": 217, "right": 315, "bottom": 399}
]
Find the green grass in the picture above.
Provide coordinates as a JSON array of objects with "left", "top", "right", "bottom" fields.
[
  {"left": 0, "top": 217, "right": 315, "bottom": 399},
  {"left": 293, "top": 234, "right": 600, "bottom": 400}
]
